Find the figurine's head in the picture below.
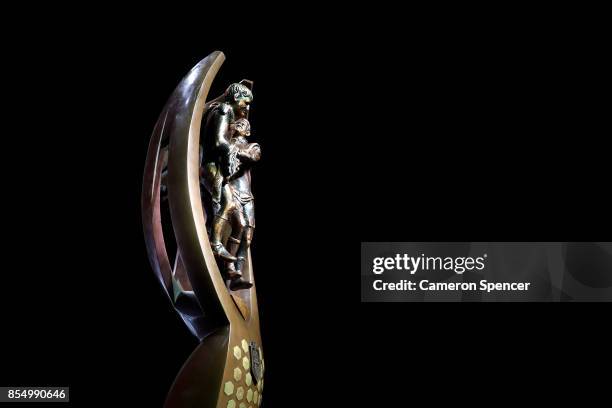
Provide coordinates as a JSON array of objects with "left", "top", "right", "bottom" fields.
[
  {"left": 225, "top": 83, "right": 253, "bottom": 118},
  {"left": 230, "top": 118, "right": 251, "bottom": 137}
]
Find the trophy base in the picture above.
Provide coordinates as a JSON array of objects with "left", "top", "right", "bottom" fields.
[{"left": 164, "top": 325, "right": 265, "bottom": 408}]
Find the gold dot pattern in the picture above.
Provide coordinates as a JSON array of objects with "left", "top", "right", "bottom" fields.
[
  {"left": 224, "top": 338, "right": 264, "bottom": 407},
  {"left": 236, "top": 386, "right": 244, "bottom": 401},
  {"left": 224, "top": 381, "right": 234, "bottom": 396}
]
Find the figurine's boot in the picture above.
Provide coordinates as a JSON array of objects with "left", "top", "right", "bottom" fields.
[
  {"left": 225, "top": 236, "right": 242, "bottom": 280},
  {"left": 212, "top": 242, "right": 237, "bottom": 262},
  {"left": 228, "top": 245, "right": 253, "bottom": 291},
  {"left": 228, "top": 255, "right": 253, "bottom": 291},
  {"left": 229, "top": 227, "right": 254, "bottom": 291},
  {"left": 234, "top": 256, "right": 246, "bottom": 276},
  {"left": 229, "top": 271, "right": 253, "bottom": 291},
  {"left": 211, "top": 216, "right": 237, "bottom": 262}
]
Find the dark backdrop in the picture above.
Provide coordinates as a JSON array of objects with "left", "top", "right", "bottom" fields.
[
  {"left": 0, "top": 12, "right": 609, "bottom": 406},
  {"left": 2, "top": 27, "right": 345, "bottom": 405}
]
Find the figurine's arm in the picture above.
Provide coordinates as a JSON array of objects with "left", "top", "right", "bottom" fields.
[
  {"left": 228, "top": 143, "right": 261, "bottom": 182},
  {"left": 236, "top": 143, "right": 261, "bottom": 163},
  {"left": 205, "top": 104, "right": 233, "bottom": 176},
  {"left": 211, "top": 105, "right": 233, "bottom": 150}
]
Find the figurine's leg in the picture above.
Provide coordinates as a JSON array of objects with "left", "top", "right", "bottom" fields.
[
  {"left": 227, "top": 234, "right": 242, "bottom": 257},
  {"left": 234, "top": 201, "right": 253, "bottom": 274},
  {"left": 229, "top": 205, "right": 253, "bottom": 291},
  {"left": 229, "top": 233, "right": 254, "bottom": 290},
  {"left": 211, "top": 217, "right": 237, "bottom": 262},
  {"left": 234, "top": 226, "right": 254, "bottom": 275},
  {"left": 226, "top": 198, "right": 246, "bottom": 277},
  {"left": 202, "top": 162, "right": 222, "bottom": 214},
  {"left": 211, "top": 184, "right": 237, "bottom": 262}
]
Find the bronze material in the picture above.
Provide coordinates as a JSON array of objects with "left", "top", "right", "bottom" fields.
[{"left": 142, "top": 51, "right": 264, "bottom": 407}]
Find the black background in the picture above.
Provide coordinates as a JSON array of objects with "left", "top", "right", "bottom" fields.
[{"left": 1, "top": 9, "right": 609, "bottom": 406}]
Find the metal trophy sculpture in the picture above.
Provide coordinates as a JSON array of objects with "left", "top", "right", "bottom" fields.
[{"left": 143, "top": 51, "right": 265, "bottom": 407}]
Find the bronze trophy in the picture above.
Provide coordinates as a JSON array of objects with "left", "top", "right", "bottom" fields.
[{"left": 142, "top": 51, "right": 264, "bottom": 407}]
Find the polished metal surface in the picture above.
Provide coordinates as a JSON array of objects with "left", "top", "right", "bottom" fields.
[{"left": 142, "top": 51, "right": 264, "bottom": 408}]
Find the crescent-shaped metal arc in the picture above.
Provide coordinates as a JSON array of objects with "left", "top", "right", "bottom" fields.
[
  {"left": 143, "top": 52, "right": 227, "bottom": 338},
  {"left": 143, "top": 85, "right": 211, "bottom": 338},
  {"left": 142, "top": 106, "right": 173, "bottom": 297},
  {"left": 167, "top": 51, "right": 243, "bottom": 326}
]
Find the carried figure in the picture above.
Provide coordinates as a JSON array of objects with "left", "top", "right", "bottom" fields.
[{"left": 223, "top": 118, "right": 260, "bottom": 290}]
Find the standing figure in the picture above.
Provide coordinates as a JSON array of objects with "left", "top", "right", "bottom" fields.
[{"left": 201, "top": 83, "right": 252, "bottom": 263}]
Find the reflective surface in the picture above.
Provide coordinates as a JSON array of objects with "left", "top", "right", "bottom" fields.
[{"left": 142, "top": 51, "right": 264, "bottom": 408}]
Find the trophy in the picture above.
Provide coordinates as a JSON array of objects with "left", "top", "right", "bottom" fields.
[{"left": 142, "top": 51, "right": 264, "bottom": 407}]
